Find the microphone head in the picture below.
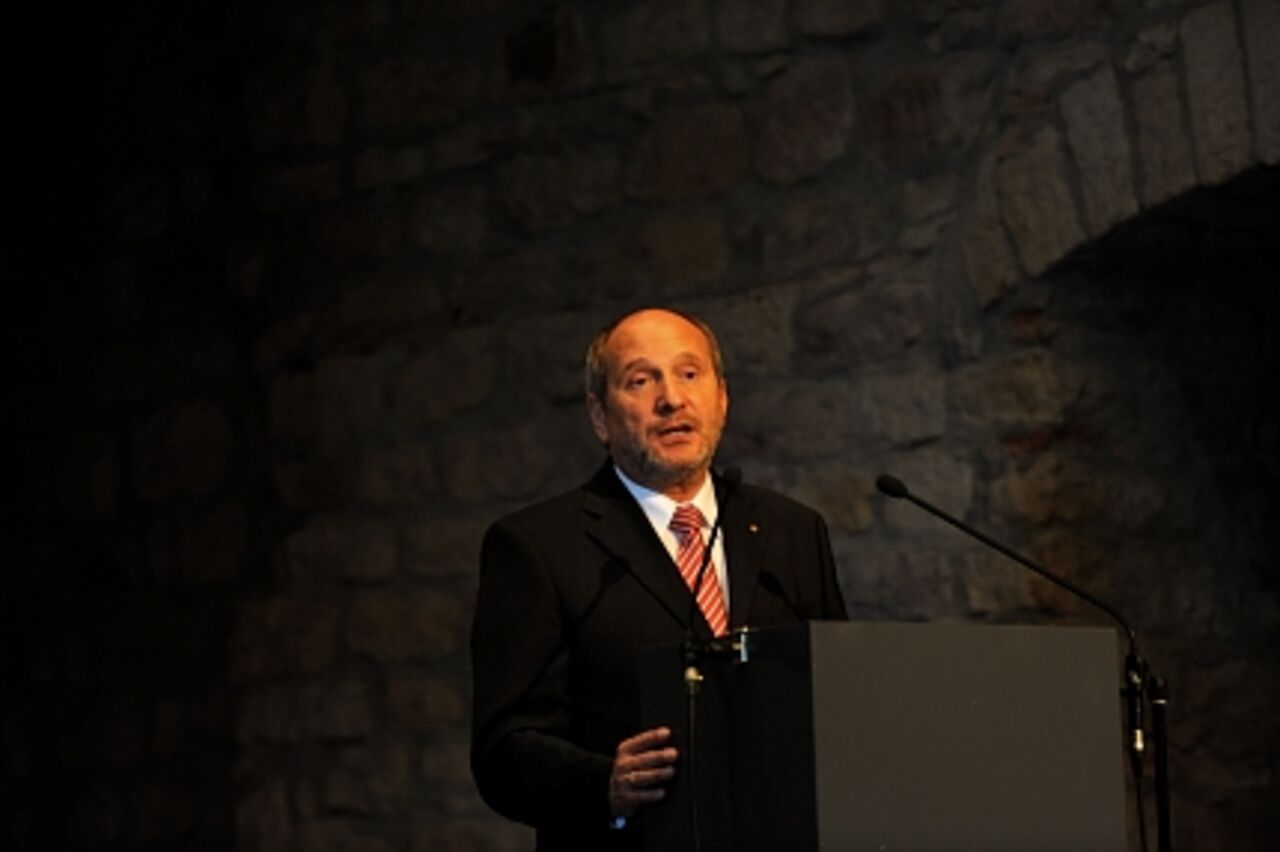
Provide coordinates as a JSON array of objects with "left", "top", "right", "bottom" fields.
[{"left": 876, "top": 473, "right": 909, "bottom": 499}]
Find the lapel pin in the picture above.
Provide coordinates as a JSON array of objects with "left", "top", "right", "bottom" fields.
[{"left": 748, "top": 522, "right": 760, "bottom": 534}]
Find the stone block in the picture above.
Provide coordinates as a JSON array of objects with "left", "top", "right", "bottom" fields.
[
  {"left": 958, "top": 546, "right": 1038, "bottom": 615},
  {"left": 793, "top": 271, "right": 930, "bottom": 369},
  {"left": 759, "top": 193, "right": 884, "bottom": 277},
  {"left": 716, "top": 0, "right": 789, "bottom": 53},
  {"left": 995, "top": 0, "right": 1109, "bottom": 43},
  {"left": 599, "top": 0, "right": 710, "bottom": 80},
  {"left": 324, "top": 743, "right": 413, "bottom": 814},
  {"left": 237, "top": 679, "right": 373, "bottom": 743},
  {"left": 1241, "top": 0, "right": 1280, "bottom": 163},
  {"left": 723, "top": 381, "right": 851, "bottom": 462},
  {"left": 419, "top": 741, "right": 477, "bottom": 812},
  {"left": 442, "top": 424, "right": 554, "bottom": 502},
  {"left": 244, "top": 61, "right": 346, "bottom": 151},
  {"left": 989, "top": 451, "right": 1101, "bottom": 524},
  {"left": 354, "top": 145, "right": 426, "bottom": 190},
  {"left": 855, "top": 367, "right": 948, "bottom": 446},
  {"left": 626, "top": 104, "right": 746, "bottom": 201},
  {"left": 501, "top": 310, "right": 605, "bottom": 404},
  {"left": 346, "top": 589, "right": 464, "bottom": 661},
  {"left": 390, "top": 327, "right": 498, "bottom": 427},
  {"left": 286, "top": 515, "right": 398, "bottom": 582},
  {"left": 1182, "top": 2, "right": 1252, "bottom": 183},
  {"left": 132, "top": 399, "right": 230, "bottom": 501},
  {"left": 411, "top": 816, "right": 532, "bottom": 852},
  {"left": 867, "top": 69, "right": 948, "bottom": 167},
  {"left": 755, "top": 59, "right": 855, "bottom": 185},
  {"left": 1008, "top": 41, "right": 1107, "bottom": 115},
  {"left": 315, "top": 354, "right": 387, "bottom": 446},
  {"left": 314, "top": 278, "right": 447, "bottom": 354},
  {"left": 387, "top": 676, "right": 465, "bottom": 731},
  {"left": 995, "top": 127, "right": 1086, "bottom": 275},
  {"left": 1123, "top": 22, "right": 1178, "bottom": 74},
  {"left": 1133, "top": 63, "right": 1197, "bottom": 207},
  {"left": 496, "top": 150, "right": 618, "bottom": 232},
  {"left": 359, "top": 58, "right": 484, "bottom": 130},
  {"left": 352, "top": 444, "right": 439, "bottom": 507},
  {"left": 953, "top": 349, "right": 1073, "bottom": 428},
  {"left": 795, "top": 0, "right": 884, "bottom": 36},
  {"left": 880, "top": 448, "right": 974, "bottom": 536},
  {"left": 405, "top": 516, "right": 491, "bottom": 578},
  {"left": 962, "top": 159, "right": 1019, "bottom": 306},
  {"left": 787, "top": 467, "right": 875, "bottom": 537},
  {"left": 232, "top": 597, "right": 340, "bottom": 684},
  {"left": 642, "top": 215, "right": 729, "bottom": 289},
  {"left": 694, "top": 284, "right": 800, "bottom": 376},
  {"left": 1061, "top": 66, "right": 1137, "bottom": 237}
]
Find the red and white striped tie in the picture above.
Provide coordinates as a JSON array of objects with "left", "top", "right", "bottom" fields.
[{"left": 669, "top": 504, "right": 729, "bottom": 637}]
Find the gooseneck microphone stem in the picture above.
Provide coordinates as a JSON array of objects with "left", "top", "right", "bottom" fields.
[
  {"left": 876, "top": 473, "right": 1169, "bottom": 852},
  {"left": 682, "top": 466, "right": 740, "bottom": 852}
]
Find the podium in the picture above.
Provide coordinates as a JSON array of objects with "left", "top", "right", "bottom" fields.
[{"left": 639, "top": 621, "right": 1127, "bottom": 852}]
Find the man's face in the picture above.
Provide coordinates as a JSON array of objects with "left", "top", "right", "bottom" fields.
[{"left": 587, "top": 310, "right": 728, "bottom": 498}]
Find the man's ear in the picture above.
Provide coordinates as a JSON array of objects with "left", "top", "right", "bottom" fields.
[{"left": 586, "top": 393, "right": 610, "bottom": 444}]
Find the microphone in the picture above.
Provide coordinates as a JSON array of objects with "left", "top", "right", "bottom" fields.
[
  {"left": 875, "top": 472, "right": 1150, "bottom": 782},
  {"left": 686, "top": 466, "right": 742, "bottom": 638}
]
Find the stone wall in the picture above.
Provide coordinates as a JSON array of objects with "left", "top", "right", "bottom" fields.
[{"left": 11, "top": 1, "right": 1279, "bottom": 850}]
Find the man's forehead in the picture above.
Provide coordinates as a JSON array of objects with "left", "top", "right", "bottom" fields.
[{"left": 606, "top": 310, "right": 710, "bottom": 355}]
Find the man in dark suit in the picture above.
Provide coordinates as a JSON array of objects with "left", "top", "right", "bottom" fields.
[{"left": 471, "top": 308, "right": 847, "bottom": 850}]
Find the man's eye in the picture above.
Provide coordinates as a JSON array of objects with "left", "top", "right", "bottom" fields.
[
  {"left": 625, "top": 375, "right": 648, "bottom": 389},
  {"left": 681, "top": 369, "right": 698, "bottom": 381}
]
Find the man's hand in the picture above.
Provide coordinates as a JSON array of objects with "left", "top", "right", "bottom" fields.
[{"left": 608, "top": 726, "right": 679, "bottom": 818}]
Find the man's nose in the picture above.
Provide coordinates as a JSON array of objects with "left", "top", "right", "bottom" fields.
[{"left": 656, "top": 380, "right": 687, "bottom": 412}]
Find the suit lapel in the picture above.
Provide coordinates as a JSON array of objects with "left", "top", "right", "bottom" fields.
[
  {"left": 721, "top": 477, "right": 766, "bottom": 628},
  {"left": 581, "top": 463, "right": 704, "bottom": 635}
]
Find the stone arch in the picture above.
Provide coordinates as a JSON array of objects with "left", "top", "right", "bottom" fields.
[{"left": 961, "top": 0, "right": 1278, "bottom": 304}]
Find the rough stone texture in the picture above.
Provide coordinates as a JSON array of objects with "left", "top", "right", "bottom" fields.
[
  {"left": 1061, "top": 67, "right": 1138, "bottom": 236},
  {"left": 962, "top": 159, "right": 1020, "bottom": 305},
  {"left": 1181, "top": 2, "right": 1253, "bottom": 183},
  {"left": 238, "top": 680, "right": 374, "bottom": 743},
  {"left": 409, "top": 184, "right": 487, "bottom": 253},
  {"left": 346, "top": 589, "right": 464, "bottom": 661},
  {"left": 641, "top": 215, "right": 729, "bottom": 288},
  {"left": 387, "top": 676, "right": 466, "bottom": 731},
  {"left": 390, "top": 328, "right": 498, "bottom": 427},
  {"left": 716, "top": 0, "right": 789, "bottom": 53},
  {"left": 953, "top": 349, "right": 1074, "bottom": 428},
  {"left": 1240, "top": 0, "right": 1280, "bottom": 163},
  {"left": 795, "top": 0, "right": 885, "bottom": 37},
  {"left": 756, "top": 59, "right": 855, "bottom": 185},
  {"left": 1133, "top": 63, "right": 1199, "bottom": 207},
  {"left": 232, "top": 598, "right": 340, "bottom": 683},
  {"left": 21, "top": 3, "right": 1279, "bottom": 850},
  {"left": 286, "top": 515, "right": 398, "bottom": 582},
  {"left": 598, "top": 0, "right": 710, "bottom": 80},
  {"left": 626, "top": 104, "right": 747, "bottom": 200},
  {"left": 995, "top": 127, "right": 1088, "bottom": 275}
]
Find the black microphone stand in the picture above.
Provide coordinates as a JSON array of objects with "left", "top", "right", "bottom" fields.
[{"left": 877, "top": 474, "right": 1171, "bottom": 852}]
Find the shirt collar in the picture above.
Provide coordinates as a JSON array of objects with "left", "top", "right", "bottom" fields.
[{"left": 613, "top": 465, "right": 718, "bottom": 528}]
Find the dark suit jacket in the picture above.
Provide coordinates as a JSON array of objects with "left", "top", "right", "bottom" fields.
[{"left": 470, "top": 462, "right": 847, "bottom": 852}]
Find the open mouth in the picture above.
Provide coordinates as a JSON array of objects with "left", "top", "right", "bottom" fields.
[{"left": 655, "top": 423, "right": 696, "bottom": 439}]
